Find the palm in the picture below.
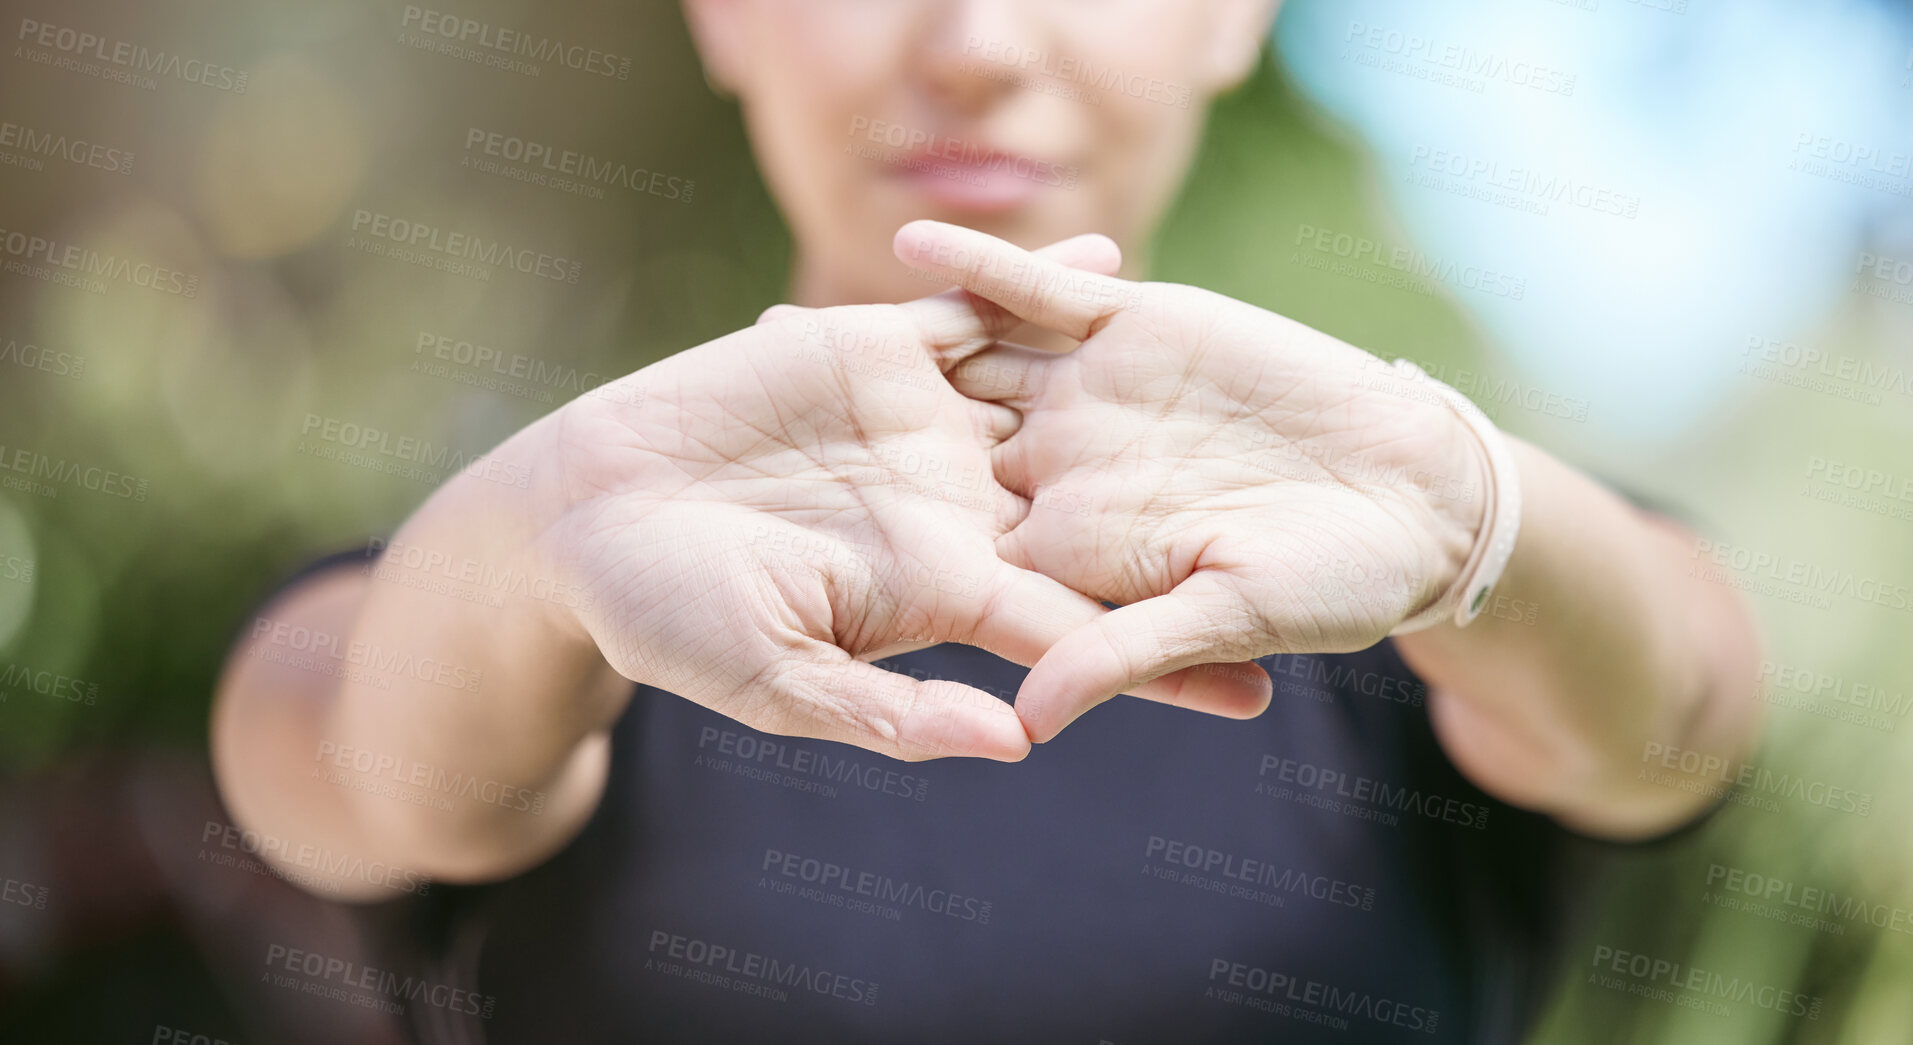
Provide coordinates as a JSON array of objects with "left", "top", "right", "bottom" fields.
[
  {"left": 539, "top": 301, "right": 1268, "bottom": 761},
  {"left": 896, "top": 221, "right": 1483, "bottom": 739},
  {"left": 1001, "top": 283, "right": 1470, "bottom": 649},
  {"left": 544, "top": 307, "right": 1033, "bottom": 759}
]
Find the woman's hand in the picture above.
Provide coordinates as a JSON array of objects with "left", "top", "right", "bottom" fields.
[
  {"left": 894, "top": 221, "right": 1490, "bottom": 740},
  {"left": 537, "top": 277, "right": 1270, "bottom": 762}
]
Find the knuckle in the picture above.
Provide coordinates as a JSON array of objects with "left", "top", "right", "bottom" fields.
[
  {"left": 1016, "top": 266, "right": 1055, "bottom": 313},
  {"left": 1096, "top": 622, "right": 1144, "bottom": 686}
]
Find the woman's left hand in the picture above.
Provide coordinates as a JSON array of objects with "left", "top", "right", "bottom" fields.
[{"left": 895, "top": 220, "right": 1491, "bottom": 741}]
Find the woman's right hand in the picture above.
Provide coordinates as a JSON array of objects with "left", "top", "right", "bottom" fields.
[{"left": 536, "top": 289, "right": 1270, "bottom": 763}]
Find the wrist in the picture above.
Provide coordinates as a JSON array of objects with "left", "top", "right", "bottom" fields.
[
  {"left": 1385, "top": 360, "right": 1522, "bottom": 634},
  {"left": 378, "top": 408, "right": 601, "bottom": 657},
  {"left": 524, "top": 371, "right": 680, "bottom": 662},
  {"left": 1425, "top": 402, "right": 1492, "bottom": 600},
  {"left": 512, "top": 406, "right": 617, "bottom": 654}
]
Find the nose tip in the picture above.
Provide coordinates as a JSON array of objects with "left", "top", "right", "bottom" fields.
[{"left": 915, "top": 0, "right": 1035, "bottom": 115}]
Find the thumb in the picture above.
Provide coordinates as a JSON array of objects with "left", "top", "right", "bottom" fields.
[
  {"left": 970, "top": 563, "right": 1271, "bottom": 738},
  {"left": 1014, "top": 571, "right": 1272, "bottom": 743},
  {"left": 745, "top": 645, "right": 1032, "bottom": 762}
]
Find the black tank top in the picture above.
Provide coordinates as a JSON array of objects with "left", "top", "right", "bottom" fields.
[{"left": 372, "top": 639, "right": 1599, "bottom": 1045}]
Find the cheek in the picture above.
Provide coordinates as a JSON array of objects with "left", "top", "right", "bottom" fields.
[
  {"left": 1075, "top": 103, "right": 1207, "bottom": 238},
  {"left": 738, "top": 9, "right": 913, "bottom": 202},
  {"left": 747, "top": 1, "right": 914, "bottom": 100},
  {"left": 1070, "top": 8, "right": 1213, "bottom": 102},
  {"left": 739, "top": 71, "right": 871, "bottom": 238},
  {"left": 746, "top": 36, "right": 869, "bottom": 142},
  {"left": 1060, "top": 20, "right": 1218, "bottom": 208}
]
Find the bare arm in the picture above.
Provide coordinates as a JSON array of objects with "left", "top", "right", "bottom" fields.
[
  {"left": 1394, "top": 438, "right": 1765, "bottom": 840},
  {"left": 211, "top": 411, "right": 630, "bottom": 900},
  {"left": 211, "top": 282, "right": 1266, "bottom": 901},
  {"left": 897, "top": 219, "right": 1765, "bottom": 843}
]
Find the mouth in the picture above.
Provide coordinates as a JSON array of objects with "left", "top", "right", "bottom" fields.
[{"left": 882, "top": 146, "right": 1055, "bottom": 214}]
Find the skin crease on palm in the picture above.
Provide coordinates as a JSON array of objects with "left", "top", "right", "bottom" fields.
[
  {"left": 887, "top": 221, "right": 1490, "bottom": 742},
  {"left": 208, "top": 0, "right": 1759, "bottom": 899},
  {"left": 546, "top": 233, "right": 1274, "bottom": 765},
  {"left": 208, "top": 0, "right": 1307, "bottom": 896},
  {"left": 539, "top": 0, "right": 1294, "bottom": 769}
]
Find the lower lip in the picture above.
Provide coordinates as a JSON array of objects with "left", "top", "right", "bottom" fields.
[{"left": 891, "top": 160, "right": 1044, "bottom": 214}]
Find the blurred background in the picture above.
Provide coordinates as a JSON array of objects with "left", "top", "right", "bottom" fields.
[{"left": 1, "top": 0, "right": 1911, "bottom": 1040}]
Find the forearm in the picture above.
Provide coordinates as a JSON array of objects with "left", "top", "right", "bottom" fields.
[
  {"left": 1393, "top": 438, "right": 1764, "bottom": 838},
  {"left": 214, "top": 411, "right": 630, "bottom": 891},
  {"left": 213, "top": 592, "right": 614, "bottom": 899}
]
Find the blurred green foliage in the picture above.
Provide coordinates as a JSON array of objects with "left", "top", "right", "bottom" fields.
[{"left": 1, "top": 3, "right": 1910, "bottom": 1042}]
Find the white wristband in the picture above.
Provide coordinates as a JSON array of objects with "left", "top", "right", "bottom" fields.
[{"left": 1383, "top": 358, "right": 1523, "bottom": 634}]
